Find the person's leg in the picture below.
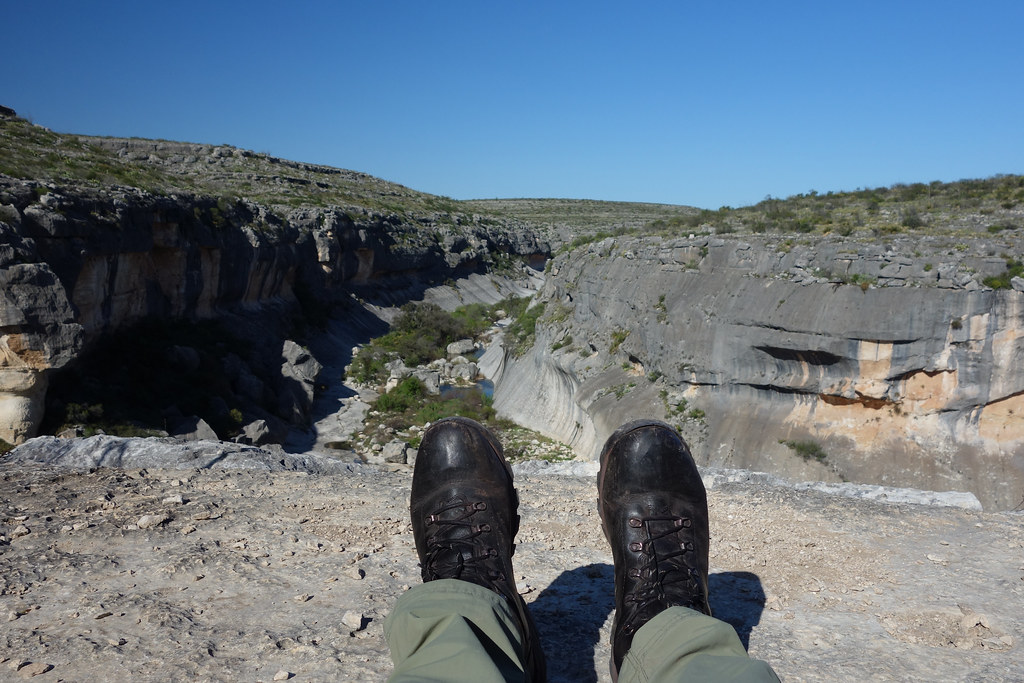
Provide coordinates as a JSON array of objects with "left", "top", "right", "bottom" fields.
[
  {"left": 598, "top": 420, "right": 778, "bottom": 682},
  {"left": 385, "top": 579, "right": 526, "bottom": 682},
  {"left": 618, "top": 607, "right": 780, "bottom": 682},
  {"left": 384, "top": 417, "right": 545, "bottom": 682}
]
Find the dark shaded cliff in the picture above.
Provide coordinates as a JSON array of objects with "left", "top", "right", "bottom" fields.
[{"left": 0, "top": 168, "right": 548, "bottom": 444}]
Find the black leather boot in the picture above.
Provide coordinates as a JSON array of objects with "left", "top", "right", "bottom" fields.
[
  {"left": 597, "top": 420, "right": 711, "bottom": 681},
  {"left": 410, "top": 416, "right": 546, "bottom": 682}
]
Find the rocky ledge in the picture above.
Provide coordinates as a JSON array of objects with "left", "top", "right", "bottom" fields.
[{"left": 0, "top": 441, "right": 1020, "bottom": 681}]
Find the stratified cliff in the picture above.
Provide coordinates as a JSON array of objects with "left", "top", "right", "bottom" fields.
[
  {"left": 0, "top": 171, "right": 547, "bottom": 444},
  {"left": 493, "top": 234, "right": 1024, "bottom": 510}
]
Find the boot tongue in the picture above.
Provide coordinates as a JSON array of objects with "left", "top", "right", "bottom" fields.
[{"left": 423, "top": 497, "right": 491, "bottom": 582}]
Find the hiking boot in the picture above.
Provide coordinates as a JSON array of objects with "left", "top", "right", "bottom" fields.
[
  {"left": 410, "top": 416, "right": 546, "bottom": 682},
  {"left": 597, "top": 420, "right": 711, "bottom": 681}
]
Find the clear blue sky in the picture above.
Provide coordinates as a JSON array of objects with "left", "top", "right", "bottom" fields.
[{"left": 4, "top": 1, "right": 1023, "bottom": 209}]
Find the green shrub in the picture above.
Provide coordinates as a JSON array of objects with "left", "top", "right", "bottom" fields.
[
  {"left": 901, "top": 208, "right": 925, "bottom": 228},
  {"left": 551, "top": 335, "right": 573, "bottom": 352},
  {"left": 506, "top": 300, "right": 546, "bottom": 356},
  {"left": 349, "top": 345, "right": 391, "bottom": 385},
  {"left": 781, "top": 439, "right": 827, "bottom": 463},
  {"left": 374, "top": 376, "right": 426, "bottom": 413},
  {"left": 982, "top": 259, "right": 1024, "bottom": 290},
  {"left": 609, "top": 328, "right": 630, "bottom": 354},
  {"left": 0, "top": 439, "right": 13, "bottom": 455}
]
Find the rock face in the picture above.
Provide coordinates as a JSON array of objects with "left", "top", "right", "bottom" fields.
[
  {"left": 0, "top": 175, "right": 548, "bottom": 443},
  {"left": 0, "top": 256, "right": 83, "bottom": 443},
  {"left": 493, "top": 235, "right": 1024, "bottom": 510}
]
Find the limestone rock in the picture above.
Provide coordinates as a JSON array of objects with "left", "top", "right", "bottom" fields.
[
  {"left": 341, "top": 610, "right": 364, "bottom": 631},
  {"left": 446, "top": 339, "right": 476, "bottom": 356},
  {"left": 450, "top": 362, "right": 479, "bottom": 382},
  {"left": 0, "top": 262, "right": 83, "bottom": 444},
  {"left": 136, "top": 513, "right": 170, "bottom": 529},
  {"left": 235, "top": 419, "right": 271, "bottom": 446},
  {"left": 495, "top": 234, "right": 1024, "bottom": 511},
  {"left": 382, "top": 439, "right": 409, "bottom": 464},
  {"left": 170, "top": 416, "right": 218, "bottom": 442},
  {"left": 5, "top": 434, "right": 359, "bottom": 474}
]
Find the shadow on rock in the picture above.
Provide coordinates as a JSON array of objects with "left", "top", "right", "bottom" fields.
[
  {"left": 709, "top": 571, "right": 768, "bottom": 650},
  {"left": 530, "top": 563, "right": 614, "bottom": 683}
]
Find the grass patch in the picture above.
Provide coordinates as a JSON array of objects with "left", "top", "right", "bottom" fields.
[
  {"left": 609, "top": 328, "right": 630, "bottom": 354},
  {"left": 781, "top": 439, "right": 828, "bottom": 463}
]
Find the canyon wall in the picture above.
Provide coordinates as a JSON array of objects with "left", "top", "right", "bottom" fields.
[
  {"left": 0, "top": 176, "right": 548, "bottom": 444},
  {"left": 493, "top": 235, "right": 1024, "bottom": 510}
]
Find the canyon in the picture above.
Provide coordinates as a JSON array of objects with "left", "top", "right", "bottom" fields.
[{"left": 2, "top": 109, "right": 1024, "bottom": 510}]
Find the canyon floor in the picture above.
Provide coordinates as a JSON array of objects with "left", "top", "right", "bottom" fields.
[{"left": 1, "top": 456, "right": 1022, "bottom": 682}]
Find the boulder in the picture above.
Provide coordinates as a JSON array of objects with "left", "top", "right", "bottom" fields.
[
  {"left": 447, "top": 339, "right": 476, "bottom": 357},
  {"left": 170, "top": 416, "right": 218, "bottom": 442},
  {"left": 451, "top": 362, "right": 479, "bottom": 382},
  {"left": 236, "top": 419, "right": 271, "bottom": 446},
  {"left": 277, "top": 340, "right": 323, "bottom": 424},
  {"left": 382, "top": 439, "right": 409, "bottom": 464},
  {"left": 0, "top": 263, "right": 83, "bottom": 443},
  {"left": 412, "top": 369, "right": 441, "bottom": 395}
]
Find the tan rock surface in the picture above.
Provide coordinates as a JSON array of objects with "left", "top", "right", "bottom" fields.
[{"left": 1, "top": 462, "right": 1021, "bottom": 681}]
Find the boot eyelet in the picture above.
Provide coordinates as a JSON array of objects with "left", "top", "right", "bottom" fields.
[
  {"left": 628, "top": 541, "right": 643, "bottom": 552},
  {"left": 628, "top": 517, "right": 642, "bottom": 528},
  {"left": 474, "top": 502, "right": 487, "bottom": 511}
]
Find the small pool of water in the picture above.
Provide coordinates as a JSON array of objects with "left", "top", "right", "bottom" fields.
[{"left": 440, "top": 378, "right": 494, "bottom": 399}]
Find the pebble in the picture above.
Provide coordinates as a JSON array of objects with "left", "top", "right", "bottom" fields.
[
  {"left": 348, "top": 567, "right": 365, "bottom": 581},
  {"left": 137, "top": 514, "right": 170, "bottom": 529},
  {"left": 162, "top": 494, "right": 184, "bottom": 505},
  {"left": 342, "top": 610, "right": 364, "bottom": 630},
  {"left": 12, "top": 525, "right": 30, "bottom": 538},
  {"left": 18, "top": 661, "right": 52, "bottom": 678},
  {"left": 294, "top": 594, "right": 312, "bottom": 603},
  {"left": 273, "top": 671, "right": 292, "bottom": 681},
  {"left": 960, "top": 612, "right": 990, "bottom": 630}
]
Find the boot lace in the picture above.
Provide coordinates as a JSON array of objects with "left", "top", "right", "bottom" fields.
[
  {"left": 421, "top": 500, "right": 504, "bottom": 589},
  {"left": 620, "top": 514, "right": 705, "bottom": 636}
]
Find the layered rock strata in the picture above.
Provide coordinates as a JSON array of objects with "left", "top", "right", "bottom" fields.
[
  {"left": 0, "top": 175, "right": 548, "bottom": 443},
  {"left": 493, "top": 235, "right": 1024, "bottom": 510}
]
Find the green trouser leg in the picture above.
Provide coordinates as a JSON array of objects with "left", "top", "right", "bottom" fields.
[
  {"left": 619, "top": 606, "right": 780, "bottom": 683},
  {"left": 384, "top": 579, "right": 528, "bottom": 683},
  {"left": 385, "top": 583, "right": 778, "bottom": 683}
]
